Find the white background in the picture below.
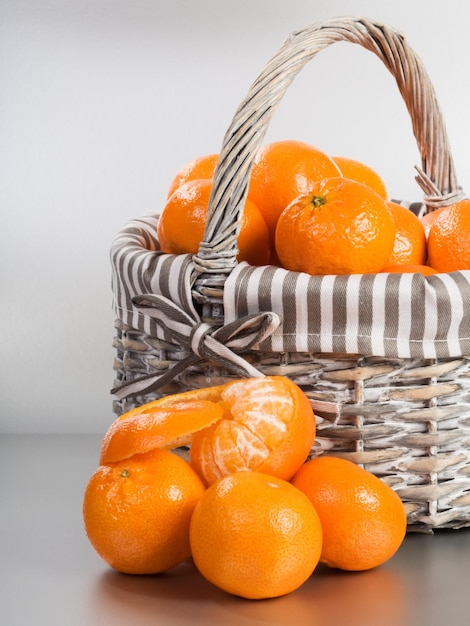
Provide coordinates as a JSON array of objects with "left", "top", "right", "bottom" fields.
[{"left": 2, "top": 0, "right": 470, "bottom": 434}]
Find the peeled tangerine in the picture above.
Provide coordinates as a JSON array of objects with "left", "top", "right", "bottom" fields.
[
  {"left": 189, "top": 376, "right": 315, "bottom": 485},
  {"left": 100, "top": 376, "right": 316, "bottom": 487}
]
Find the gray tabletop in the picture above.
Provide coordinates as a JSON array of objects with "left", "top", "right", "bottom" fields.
[{"left": 2, "top": 434, "right": 470, "bottom": 626}]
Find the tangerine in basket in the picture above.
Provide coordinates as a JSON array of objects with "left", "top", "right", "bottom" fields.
[
  {"left": 83, "top": 448, "right": 206, "bottom": 574},
  {"left": 332, "top": 155, "right": 388, "bottom": 200},
  {"left": 275, "top": 177, "right": 396, "bottom": 275},
  {"left": 385, "top": 201, "right": 427, "bottom": 266},
  {"left": 157, "top": 178, "right": 271, "bottom": 266},
  {"left": 166, "top": 153, "right": 219, "bottom": 198},
  {"left": 189, "top": 376, "right": 315, "bottom": 485},
  {"left": 381, "top": 263, "right": 438, "bottom": 275},
  {"left": 426, "top": 199, "right": 470, "bottom": 271},
  {"left": 247, "top": 139, "right": 342, "bottom": 244},
  {"left": 291, "top": 456, "right": 407, "bottom": 571},
  {"left": 420, "top": 204, "right": 448, "bottom": 238},
  {"left": 189, "top": 470, "right": 323, "bottom": 599}
]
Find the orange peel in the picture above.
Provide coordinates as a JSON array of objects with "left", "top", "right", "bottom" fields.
[{"left": 100, "top": 397, "right": 225, "bottom": 465}]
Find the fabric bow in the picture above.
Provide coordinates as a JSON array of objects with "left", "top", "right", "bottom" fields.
[{"left": 111, "top": 293, "right": 281, "bottom": 400}]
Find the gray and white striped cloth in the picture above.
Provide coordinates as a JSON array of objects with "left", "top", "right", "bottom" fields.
[
  {"left": 111, "top": 214, "right": 470, "bottom": 360},
  {"left": 224, "top": 262, "right": 470, "bottom": 359},
  {"left": 111, "top": 214, "right": 197, "bottom": 340}
]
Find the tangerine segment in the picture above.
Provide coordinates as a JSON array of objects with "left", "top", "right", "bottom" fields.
[
  {"left": 190, "top": 376, "right": 315, "bottom": 485},
  {"left": 100, "top": 399, "right": 224, "bottom": 465}
]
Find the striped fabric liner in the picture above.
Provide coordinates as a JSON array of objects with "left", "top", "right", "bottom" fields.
[
  {"left": 223, "top": 262, "right": 470, "bottom": 359},
  {"left": 110, "top": 214, "right": 197, "bottom": 338},
  {"left": 111, "top": 215, "right": 470, "bottom": 360}
]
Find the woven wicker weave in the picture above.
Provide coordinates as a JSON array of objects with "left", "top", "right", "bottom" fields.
[{"left": 111, "top": 17, "right": 470, "bottom": 532}]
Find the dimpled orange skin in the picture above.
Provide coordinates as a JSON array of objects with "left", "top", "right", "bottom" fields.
[
  {"left": 158, "top": 178, "right": 271, "bottom": 266},
  {"left": 386, "top": 201, "right": 427, "bottom": 267},
  {"left": 166, "top": 153, "right": 219, "bottom": 198},
  {"left": 189, "top": 471, "right": 323, "bottom": 599},
  {"left": 189, "top": 376, "right": 316, "bottom": 486},
  {"left": 247, "top": 140, "right": 342, "bottom": 243},
  {"left": 291, "top": 456, "right": 407, "bottom": 571},
  {"left": 275, "top": 177, "right": 396, "bottom": 275},
  {"left": 381, "top": 263, "right": 438, "bottom": 275},
  {"left": 332, "top": 155, "right": 388, "bottom": 200},
  {"left": 420, "top": 204, "right": 448, "bottom": 238},
  {"left": 427, "top": 199, "right": 470, "bottom": 272},
  {"left": 83, "top": 448, "right": 206, "bottom": 575}
]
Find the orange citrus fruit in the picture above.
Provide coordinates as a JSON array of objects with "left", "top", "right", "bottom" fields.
[
  {"left": 420, "top": 205, "right": 448, "bottom": 238},
  {"left": 247, "top": 140, "right": 342, "bottom": 244},
  {"left": 166, "top": 153, "right": 219, "bottom": 198},
  {"left": 189, "top": 470, "right": 323, "bottom": 599},
  {"left": 381, "top": 263, "right": 438, "bottom": 275},
  {"left": 100, "top": 376, "right": 315, "bottom": 487},
  {"left": 427, "top": 199, "right": 470, "bottom": 271},
  {"left": 157, "top": 178, "right": 271, "bottom": 266},
  {"left": 275, "top": 177, "right": 396, "bottom": 275},
  {"left": 386, "top": 201, "right": 427, "bottom": 266},
  {"left": 291, "top": 456, "right": 407, "bottom": 571},
  {"left": 189, "top": 376, "right": 316, "bottom": 485},
  {"left": 332, "top": 155, "right": 388, "bottom": 200},
  {"left": 83, "top": 448, "right": 206, "bottom": 574}
]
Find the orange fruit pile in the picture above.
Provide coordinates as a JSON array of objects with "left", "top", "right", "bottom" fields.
[
  {"left": 160, "top": 139, "right": 469, "bottom": 276},
  {"left": 83, "top": 375, "right": 408, "bottom": 599}
]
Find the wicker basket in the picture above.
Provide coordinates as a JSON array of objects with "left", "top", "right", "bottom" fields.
[{"left": 110, "top": 16, "right": 470, "bottom": 532}]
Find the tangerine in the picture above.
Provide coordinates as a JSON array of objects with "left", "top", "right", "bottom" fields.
[
  {"left": 427, "top": 199, "right": 470, "bottom": 271},
  {"left": 157, "top": 178, "right": 271, "bottom": 266},
  {"left": 166, "top": 153, "right": 219, "bottom": 198},
  {"left": 386, "top": 201, "right": 427, "bottom": 266},
  {"left": 189, "top": 376, "right": 315, "bottom": 485},
  {"left": 83, "top": 448, "right": 206, "bottom": 574},
  {"left": 275, "top": 177, "right": 396, "bottom": 275},
  {"left": 332, "top": 155, "right": 388, "bottom": 200},
  {"left": 291, "top": 456, "right": 407, "bottom": 571},
  {"left": 420, "top": 204, "right": 448, "bottom": 238},
  {"left": 247, "top": 140, "right": 341, "bottom": 244},
  {"left": 100, "top": 376, "right": 315, "bottom": 487},
  {"left": 381, "top": 263, "right": 438, "bottom": 275},
  {"left": 189, "top": 470, "right": 322, "bottom": 599}
]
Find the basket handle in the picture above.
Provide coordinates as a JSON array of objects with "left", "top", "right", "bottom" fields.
[{"left": 193, "top": 16, "right": 464, "bottom": 277}]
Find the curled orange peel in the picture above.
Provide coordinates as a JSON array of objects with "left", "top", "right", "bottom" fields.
[{"left": 99, "top": 393, "right": 227, "bottom": 465}]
